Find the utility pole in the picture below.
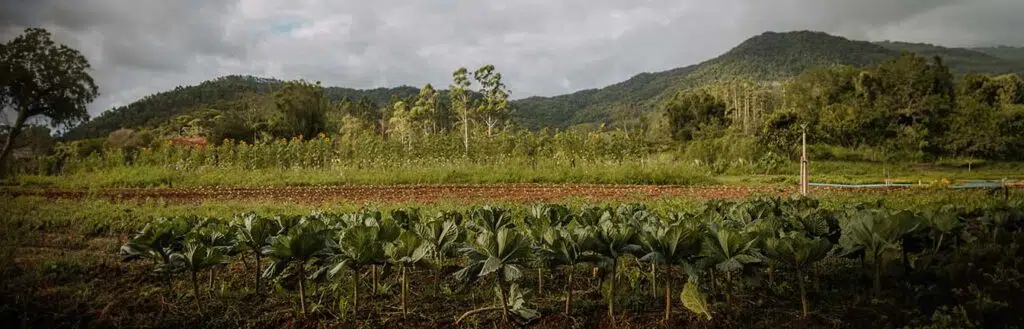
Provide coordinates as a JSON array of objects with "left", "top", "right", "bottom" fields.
[{"left": 800, "top": 124, "right": 808, "bottom": 196}]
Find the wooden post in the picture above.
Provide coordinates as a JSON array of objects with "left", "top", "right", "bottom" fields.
[{"left": 800, "top": 124, "right": 808, "bottom": 196}]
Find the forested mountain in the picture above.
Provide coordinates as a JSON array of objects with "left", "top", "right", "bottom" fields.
[
  {"left": 971, "top": 45, "right": 1024, "bottom": 63},
  {"left": 517, "top": 31, "right": 1024, "bottom": 129},
  {"left": 64, "top": 31, "right": 1024, "bottom": 138},
  {"left": 64, "top": 76, "right": 420, "bottom": 139},
  {"left": 876, "top": 41, "right": 1024, "bottom": 75}
]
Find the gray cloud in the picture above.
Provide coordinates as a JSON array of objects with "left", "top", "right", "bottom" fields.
[{"left": 2, "top": 0, "right": 1023, "bottom": 119}]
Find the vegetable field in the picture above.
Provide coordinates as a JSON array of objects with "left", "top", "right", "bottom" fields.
[{"left": 3, "top": 193, "right": 1023, "bottom": 328}]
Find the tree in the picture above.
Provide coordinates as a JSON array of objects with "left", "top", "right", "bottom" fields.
[
  {"left": 234, "top": 92, "right": 276, "bottom": 142},
  {"left": 388, "top": 100, "right": 414, "bottom": 146},
  {"left": 411, "top": 84, "right": 439, "bottom": 134},
  {"left": 857, "top": 53, "right": 955, "bottom": 154},
  {"left": 473, "top": 65, "right": 512, "bottom": 137},
  {"left": 662, "top": 90, "right": 729, "bottom": 142},
  {"left": 271, "top": 80, "right": 329, "bottom": 139},
  {"left": 450, "top": 68, "right": 472, "bottom": 155},
  {"left": 0, "top": 28, "right": 98, "bottom": 174}
]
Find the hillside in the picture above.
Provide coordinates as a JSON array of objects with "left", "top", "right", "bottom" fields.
[
  {"left": 518, "top": 31, "right": 1024, "bottom": 128},
  {"left": 65, "top": 76, "right": 419, "bottom": 140},
  {"left": 66, "top": 31, "right": 1024, "bottom": 137},
  {"left": 971, "top": 45, "right": 1024, "bottom": 63},
  {"left": 875, "top": 41, "right": 1023, "bottom": 75}
]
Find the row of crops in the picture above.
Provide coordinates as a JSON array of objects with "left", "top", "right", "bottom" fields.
[{"left": 119, "top": 196, "right": 1024, "bottom": 325}]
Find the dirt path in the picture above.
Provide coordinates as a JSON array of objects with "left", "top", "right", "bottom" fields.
[{"left": 0, "top": 184, "right": 819, "bottom": 204}]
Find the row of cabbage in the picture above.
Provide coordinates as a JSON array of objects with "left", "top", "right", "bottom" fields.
[{"left": 120, "top": 196, "right": 1024, "bottom": 324}]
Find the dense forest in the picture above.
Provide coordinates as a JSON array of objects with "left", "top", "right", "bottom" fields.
[
  {"left": 62, "top": 77, "right": 421, "bottom": 140},
  {"left": 664, "top": 53, "right": 1024, "bottom": 161}
]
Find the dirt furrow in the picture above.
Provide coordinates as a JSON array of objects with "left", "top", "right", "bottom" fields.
[{"left": 1, "top": 184, "right": 805, "bottom": 204}]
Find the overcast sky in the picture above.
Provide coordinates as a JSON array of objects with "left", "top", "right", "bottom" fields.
[{"left": 2, "top": 0, "right": 1023, "bottom": 118}]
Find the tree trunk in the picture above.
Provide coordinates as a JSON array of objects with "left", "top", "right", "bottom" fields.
[
  {"left": 298, "top": 263, "right": 307, "bottom": 315},
  {"left": 462, "top": 109, "right": 469, "bottom": 156},
  {"left": 0, "top": 109, "right": 27, "bottom": 177},
  {"left": 485, "top": 115, "right": 495, "bottom": 138},
  {"left": 797, "top": 267, "right": 809, "bottom": 318},
  {"left": 209, "top": 267, "right": 215, "bottom": 292},
  {"left": 564, "top": 269, "right": 573, "bottom": 315},
  {"left": 768, "top": 261, "right": 776, "bottom": 287}
]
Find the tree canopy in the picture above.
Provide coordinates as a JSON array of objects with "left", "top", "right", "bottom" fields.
[{"left": 1, "top": 28, "right": 98, "bottom": 172}]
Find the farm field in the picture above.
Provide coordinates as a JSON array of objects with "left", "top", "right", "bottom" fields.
[
  {"left": 2, "top": 190, "right": 1023, "bottom": 328},
  {"left": 4, "top": 10, "right": 1024, "bottom": 329}
]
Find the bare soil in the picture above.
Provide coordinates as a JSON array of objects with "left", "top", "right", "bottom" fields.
[{"left": 0, "top": 184, "right": 872, "bottom": 204}]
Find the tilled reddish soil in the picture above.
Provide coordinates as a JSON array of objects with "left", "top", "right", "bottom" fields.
[{"left": 0, "top": 184, "right": 831, "bottom": 204}]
